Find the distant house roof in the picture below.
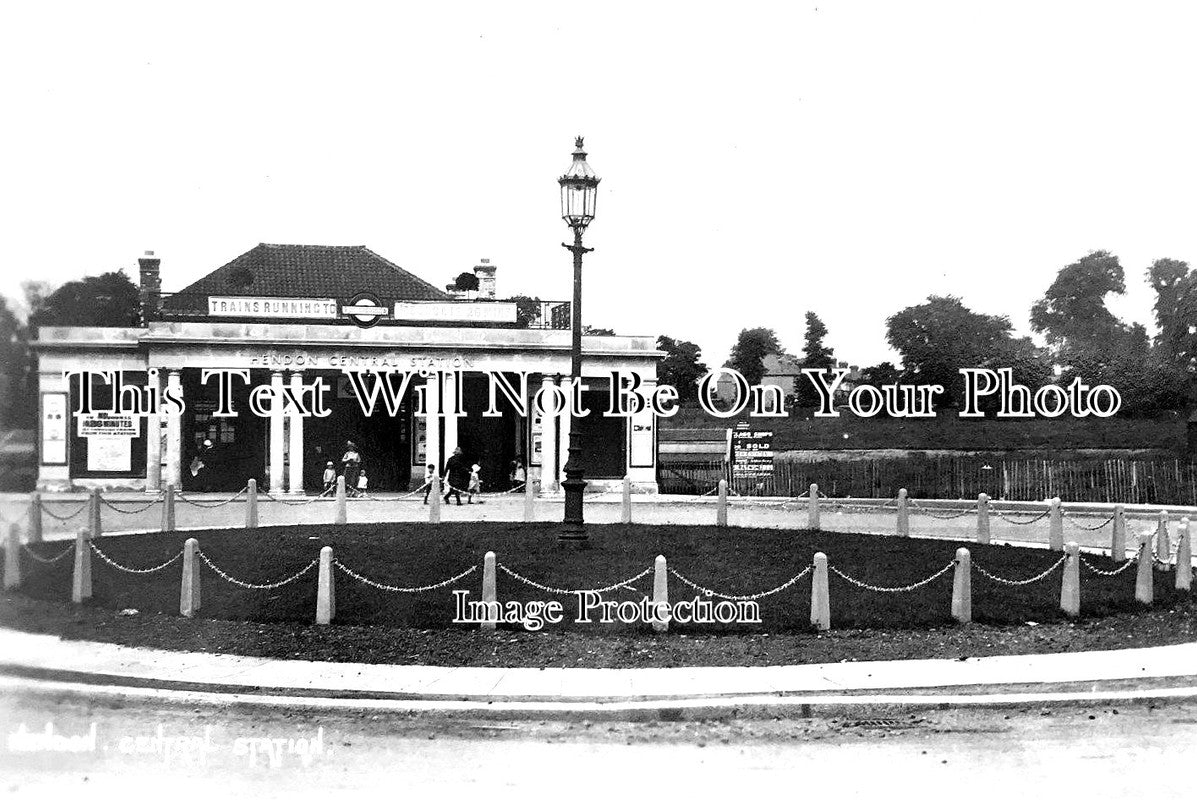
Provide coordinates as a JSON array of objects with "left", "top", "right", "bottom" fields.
[
  {"left": 162, "top": 244, "right": 449, "bottom": 314},
  {"left": 762, "top": 352, "right": 805, "bottom": 377}
]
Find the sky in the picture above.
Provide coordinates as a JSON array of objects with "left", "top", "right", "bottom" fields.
[{"left": 2, "top": 1, "right": 1196, "bottom": 369}]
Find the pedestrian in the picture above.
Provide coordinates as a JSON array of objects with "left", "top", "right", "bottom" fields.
[
  {"left": 322, "top": 461, "right": 336, "bottom": 494},
  {"left": 422, "top": 464, "right": 436, "bottom": 504},
  {"left": 443, "top": 447, "right": 469, "bottom": 506},
  {"left": 190, "top": 438, "right": 214, "bottom": 491},
  {"left": 357, "top": 469, "right": 369, "bottom": 496},
  {"left": 510, "top": 460, "right": 526, "bottom": 489},
  {"left": 341, "top": 441, "right": 361, "bottom": 497},
  {"left": 468, "top": 464, "right": 482, "bottom": 504}
]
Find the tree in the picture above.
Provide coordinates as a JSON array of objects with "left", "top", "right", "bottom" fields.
[
  {"left": 795, "top": 312, "right": 834, "bottom": 408},
  {"left": 450, "top": 272, "right": 479, "bottom": 292},
  {"left": 505, "top": 296, "right": 542, "bottom": 328},
  {"left": 1149, "top": 257, "right": 1197, "bottom": 402},
  {"left": 1030, "top": 251, "right": 1130, "bottom": 374},
  {"left": 582, "top": 325, "right": 616, "bottom": 336},
  {"left": 657, "top": 335, "right": 708, "bottom": 404},
  {"left": 725, "top": 328, "right": 781, "bottom": 387},
  {"left": 0, "top": 295, "right": 35, "bottom": 427},
  {"left": 887, "top": 295, "right": 1050, "bottom": 409},
  {"left": 28, "top": 270, "right": 140, "bottom": 328}
]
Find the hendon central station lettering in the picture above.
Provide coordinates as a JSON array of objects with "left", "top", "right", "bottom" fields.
[{"left": 34, "top": 244, "right": 662, "bottom": 494}]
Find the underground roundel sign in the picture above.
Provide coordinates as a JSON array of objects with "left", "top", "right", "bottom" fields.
[{"left": 340, "top": 292, "right": 389, "bottom": 328}]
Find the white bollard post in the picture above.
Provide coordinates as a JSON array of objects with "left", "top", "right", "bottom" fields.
[
  {"left": 160, "top": 484, "right": 176, "bottom": 533},
  {"left": 1060, "top": 542, "right": 1080, "bottom": 618},
  {"left": 1135, "top": 532, "right": 1154, "bottom": 605},
  {"left": 1176, "top": 517, "right": 1191, "bottom": 592},
  {"left": 1111, "top": 504, "right": 1126, "bottom": 562},
  {"left": 180, "top": 538, "right": 201, "bottom": 617},
  {"left": 716, "top": 479, "right": 728, "bottom": 527},
  {"left": 896, "top": 488, "right": 909, "bottom": 537},
  {"left": 481, "top": 551, "right": 497, "bottom": 631},
  {"left": 652, "top": 555, "right": 669, "bottom": 633},
  {"left": 808, "top": 483, "right": 820, "bottom": 531},
  {"left": 4, "top": 524, "right": 21, "bottom": 590},
  {"left": 951, "top": 547, "right": 971, "bottom": 624},
  {"left": 524, "top": 474, "right": 535, "bottom": 522},
  {"left": 430, "top": 470, "right": 442, "bottom": 524},
  {"left": 245, "top": 478, "right": 259, "bottom": 529},
  {"left": 621, "top": 476, "right": 632, "bottom": 524},
  {"left": 1048, "top": 498, "right": 1063, "bottom": 551},
  {"left": 71, "top": 526, "right": 91, "bottom": 603},
  {"left": 316, "top": 546, "right": 335, "bottom": 624},
  {"left": 811, "top": 552, "right": 830, "bottom": 631},
  {"left": 89, "top": 487, "right": 102, "bottom": 539},
  {"left": 27, "top": 493, "right": 43, "bottom": 544},
  {"left": 1155, "top": 510, "right": 1171, "bottom": 570},
  {"left": 334, "top": 476, "right": 347, "bottom": 525},
  {"left": 976, "top": 494, "right": 990, "bottom": 545}
]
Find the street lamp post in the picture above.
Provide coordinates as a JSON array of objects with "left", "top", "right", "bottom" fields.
[{"left": 558, "top": 136, "right": 600, "bottom": 545}]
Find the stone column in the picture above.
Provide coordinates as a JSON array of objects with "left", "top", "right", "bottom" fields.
[
  {"left": 425, "top": 373, "right": 441, "bottom": 476},
  {"left": 443, "top": 371, "right": 458, "bottom": 458},
  {"left": 165, "top": 369, "right": 183, "bottom": 489},
  {"left": 287, "top": 371, "right": 304, "bottom": 494},
  {"left": 557, "top": 376, "right": 572, "bottom": 489},
  {"left": 537, "top": 375, "right": 556, "bottom": 492},
  {"left": 268, "top": 370, "right": 285, "bottom": 493},
  {"left": 145, "top": 369, "right": 162, "bottom": 492}
]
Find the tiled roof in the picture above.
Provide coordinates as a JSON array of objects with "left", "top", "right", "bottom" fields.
[{"left": 163, "top": 244, "right": 449, "bottom": 309}]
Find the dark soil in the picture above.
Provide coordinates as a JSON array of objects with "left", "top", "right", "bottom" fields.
[{"left": 3, "top": 522, "right": 1193, "bottom": 667}]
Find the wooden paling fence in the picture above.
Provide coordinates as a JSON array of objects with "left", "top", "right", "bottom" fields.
[{"left": 660, "top": 457, "right": 1197, "bottom": 505}]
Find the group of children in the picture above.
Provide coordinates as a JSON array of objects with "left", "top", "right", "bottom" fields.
[
  {"left": 322, "top": 461, "right": 370, "bottom": 496},
  {"left": 321, "top": 453, "right": 526, "bottom": 503}
]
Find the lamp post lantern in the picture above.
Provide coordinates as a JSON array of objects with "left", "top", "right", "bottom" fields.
[{"left": 558, "top": 136, "right": 599, "bottom": 545}]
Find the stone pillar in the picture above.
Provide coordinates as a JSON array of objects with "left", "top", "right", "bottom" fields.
[
  {"left": 557, "top": 376, "right": 572, "bottom": 489},
  {"left": 442, "top": 371, "right": 458, "bottom": 458},
  {"left": 268, "top": 370, "right": 285, "bottom": 493},
  {"left": 164, "top": 369, "right": 183, "bottom": 489},
  {"left": 145, "top": 369, "right": 162, "bottom": 492},
  {"left": 425, "top": 374, "right": 441, "bottom": 478},
  {"left": 539, "top": 375, "right": 557, "bottom": 493},
  {"left": 287, "top": 372, "right": 304, "bottom": 494}
]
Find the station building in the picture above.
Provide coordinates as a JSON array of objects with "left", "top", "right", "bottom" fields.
[{"left": 34, "top": 245, "right": 663, "bottom": 495}]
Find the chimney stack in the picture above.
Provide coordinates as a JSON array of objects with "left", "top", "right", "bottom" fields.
[
  {"left": 138, "top": 250, "right": 162, "bottom": 325},
  {"left": 473, "top": 258, "right": 497, "bottom": 300}
]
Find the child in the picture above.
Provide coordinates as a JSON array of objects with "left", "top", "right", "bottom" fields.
[
  {"left": 356, "top": 469, "right": 369, "bottom": 496},
  {"left": 422, "top": 464, "right": 436, "bottom": 504},
  {"left": 468, "top": 464, "right": 482, "bottom": 504},
  {"left": 322, "top": 461, "right": 336, "bottom": 493}
]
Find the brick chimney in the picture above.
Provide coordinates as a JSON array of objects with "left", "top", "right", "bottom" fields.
[
  {"left": 473, "top": 258, "right": 497, "bottom": 300},
  {"left": 138, "top": 250, "right": 162, "bottom": 324}
]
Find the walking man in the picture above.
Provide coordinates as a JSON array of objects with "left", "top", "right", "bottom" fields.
[{"left": 443, "top": 447, "right": 470, "bottom": 506}]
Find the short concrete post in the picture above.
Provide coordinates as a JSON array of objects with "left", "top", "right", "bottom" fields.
[
  {"left": 245, "top": 478, "right": 259, "bottom": 529},
  {"left": 896, "top": 488, "right": 909, "bottom": 537},
  {"left": 180, "top": 538, "right": 201, "bottom": 617},
  {"left": 808, "top": 483, "right": 820, "bottom": 530},
  {"left": 4, "top": 524, "right": 21, "bottom": 590},
  {"left": 1060, "top": 542, "right": 1080, "bottom": 618},
  {"left": 652, "top": 555, "right": 669, "bottom": 633},
  {"left": 334, "top": 476, "right": 347, "bottom": 525},
  {"left": 1155, "top": 510, "right": 1171, "bottom": 570},
  {"left": 71, "top": 526, "right": 91, "bottom": 603},
  {"left": 951, "top": 547, "right": 970, "bottom": 624},
  {"left": 430, "top": 470, "right": 442, "bottom": 524},
  {"left": 481, "top": 551, "right": 496, "bottom": 631},
  {"left": 1048, "top": 498, "right": 1063, "bottom": 551},
  {"left": 1176, "top": 517, "right": 1191, "bottom": 592},
  {"left": 716, "top": 479, "right": 728, "bottom": 527},
  {"left": 811, "top": 552, "right": 830, "bottom": 631},
  {"left": 27, "top": 493, "right": 42, "bottom": 544},
  {"left": 976, "top": 494, "right": 990, "bottom": 545},
  {"left": 89, "top": 487, "right": 102, "bottom": 539},
  {"left": 523, "top": 474, "right": 535, "bottom": 522},
  {"left": 160, "top": 484, "right": 176, "bottom": 533},
  {"left": 1111, "top": 504, "right": 1126, "bottom": 562},
  {"left": 1135, "top": 532, "right": 1154, "bottom": 605},
  {"left": 315, "top": 546, "right": 335, "bottom": 624},
  {"left": 621, "top": 476, "right": 632, "bottom": 524}
]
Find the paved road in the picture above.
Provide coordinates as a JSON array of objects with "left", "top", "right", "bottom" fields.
[{"left": 2, "top": 685, "right": 1194, "bottom": 798}]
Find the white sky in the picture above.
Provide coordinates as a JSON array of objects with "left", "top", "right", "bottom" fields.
[{"left": 2, "top": 1, "right": 1195, "bottom": 368}]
